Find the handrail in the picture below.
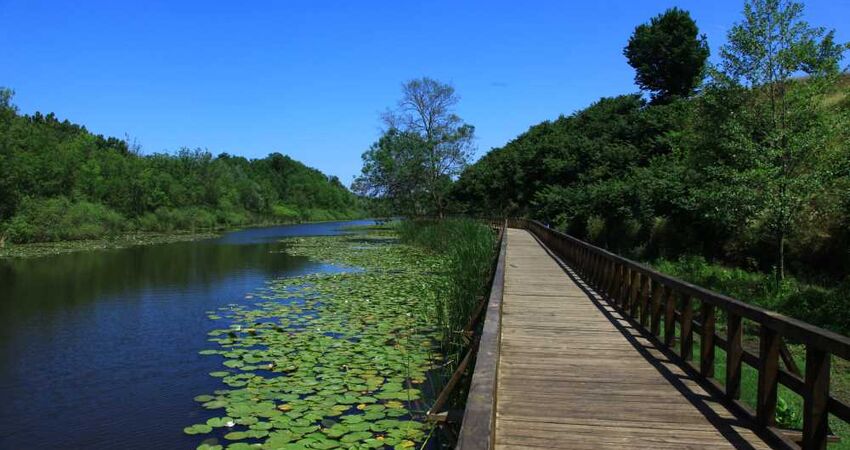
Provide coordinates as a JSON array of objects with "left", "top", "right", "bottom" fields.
[
  {"left": 455, "top": 220, "right": 507, "bottom": 450},
  {"left": 511, "top": 218, "right": 849, "bottom": 450}
]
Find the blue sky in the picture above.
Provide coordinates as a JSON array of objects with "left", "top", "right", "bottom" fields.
[{"left": 2, "top": 1, "right": 848, "bottom": 182}]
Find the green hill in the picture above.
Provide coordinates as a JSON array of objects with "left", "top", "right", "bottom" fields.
[{"left": 0, "top": 89, "right": 363, "bottom": 244}]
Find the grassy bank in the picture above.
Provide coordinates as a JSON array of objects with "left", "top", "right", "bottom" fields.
[
  {"left": 652, "top": 255, "right": 850, "bottom": 337},
  {"left": 0, "top": 230, "right": 221, "bottom": 259},
  {"left": 0, "top": 213, "right": 367, "bottom": 259},
  {"left": 0, "top": 196, "right": 364, "bottom": 245}
]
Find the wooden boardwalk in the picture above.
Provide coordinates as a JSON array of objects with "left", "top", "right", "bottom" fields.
[{"left": 494, "top": 228, "right": 774, "bottom": 449}]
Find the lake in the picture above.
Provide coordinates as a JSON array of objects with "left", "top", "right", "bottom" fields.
[{"left": 0, "top": 220, "right": 377, "bottom": 449}]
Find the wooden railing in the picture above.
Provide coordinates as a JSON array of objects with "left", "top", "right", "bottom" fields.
[{"left": 511, "top": 218, "right": 850, "bottom": 450}]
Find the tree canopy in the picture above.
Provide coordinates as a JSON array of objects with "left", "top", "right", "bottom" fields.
[
  {"left": 355, "top": 77, "right": 474, "bottom": 217},
  {"left": 0, "top": 92, "right": 362, "bottom": 243},
  {"left": 453, "top": 2, "right": 849, "bottom": 285},
  {"left": 624, "top": 7, "right": 710, "bottom": 103}
]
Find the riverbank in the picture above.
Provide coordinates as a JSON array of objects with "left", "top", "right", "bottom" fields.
[
  {"left": 0, "top": 217, "right": 374, "bottom": 259},
  {"left": 0, "top": 231, "right": 221, "bottom": 259}
]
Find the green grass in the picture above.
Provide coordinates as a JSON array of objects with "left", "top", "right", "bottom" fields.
[{"left": 653, "top": 255, "right": 850, "bottom": 339}]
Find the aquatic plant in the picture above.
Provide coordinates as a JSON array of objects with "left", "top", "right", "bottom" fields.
[{"left": 187, "top": 230, "right": 451, "bottom": 449}]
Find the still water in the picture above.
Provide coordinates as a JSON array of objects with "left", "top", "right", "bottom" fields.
[{"left": 0, "top": 220, "right": 376, "bottom": 449}]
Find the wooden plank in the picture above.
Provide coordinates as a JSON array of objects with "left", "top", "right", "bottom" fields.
[{"left": 476, "top": 228, "right": 773, "bottom": 450}]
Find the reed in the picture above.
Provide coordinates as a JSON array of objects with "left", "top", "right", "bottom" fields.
[{"left": 396, "top": 219, "right": 497, "bottom": 370}]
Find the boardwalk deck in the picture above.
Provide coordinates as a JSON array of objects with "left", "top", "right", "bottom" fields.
[{"left": 493, "top": 228, "right": 774, "bottom": 449}]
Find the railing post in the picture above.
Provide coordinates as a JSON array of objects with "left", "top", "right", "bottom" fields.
[
  {"left": 604, "top": 260, "right": 615, "bottom": 300},
  {"left": 680, "top": 295, "right": 694, "bottom": 360},
  {"left": 802, "top": 347, "right": 830, "bottom": 450},
  {"left": 700, "top": 303, "right": 716, "bottom": 378},
  {"left": 757, "top": 325, "right": 780, "bottom": 427},
  {"left": 650, "top": 283, "right": 664, "bottom": 337},
  {"left": 590, "top": 253, "right": 602, "bottom": 289},
  {"left": 726, "top": 313, "right": 743, "bottom": 400},
  {"left": 629, "top": 271, "right": 641, "bottom": 319},
  {"left": 664, "top": 290, "right": 676, "bottom": 347},
  {"left": 619, "top": 266, "right": 630, "bottom": 308},
  {"left": 639, "top": 276, "right": 651, "bottom": 327}
]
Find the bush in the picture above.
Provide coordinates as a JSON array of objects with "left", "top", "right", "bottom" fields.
[
  {"left": 271, "top": 204, "right": 301, "bottom": 222},
  {"left": 652, "top": 255, "right": 850, "bottom": 335},
  {"left": 4, "top": 196, "right": 126, "bottom": 243}
]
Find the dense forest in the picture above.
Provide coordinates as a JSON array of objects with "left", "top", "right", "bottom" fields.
[
  {"left": 451, "top": 3, "right": 850, "bottom": 333},
  {"left": 0, "top": 89, "right": 362, "bottom": 244}
]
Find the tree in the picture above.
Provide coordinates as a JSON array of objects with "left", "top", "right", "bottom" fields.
[
  {"left": 352, "top": 129, "right": 429, "bottom": 215},
  {"left": 624, "top": 8, "right": 710, "bottom": 103},
  {"left": 717, "top": 0, "right": 848, "bottom": 279},
  {"left": 356, "top": 78, "right": 475, "bottom": 217}
]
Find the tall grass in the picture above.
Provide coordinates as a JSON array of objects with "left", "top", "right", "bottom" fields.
[
  {"left": 653, "top": 255, "right": 850, "bottom": 336},
  {"left": 397, "top": 219, "right": 497, "bottom": 369}
]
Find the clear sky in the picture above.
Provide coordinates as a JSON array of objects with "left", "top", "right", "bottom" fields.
[{"left": 2, "top": 1, "right": 848, "bottom": 183}]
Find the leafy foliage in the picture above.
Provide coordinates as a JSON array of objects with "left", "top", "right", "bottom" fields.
[
  {"left": 452, "top": 1, "right": 849, "bottom": 331},
  {"left": 0, "top": 94, "right": 363, "bottom": 243},
  {"left": 355, "top": 78, "right": 474, "bottom": 217},
  {"left": 624, "top": 7, "right": 710, "bottom": 103},
  {"left": 715, "top": 0, "right": 850, "bottom": 279}
]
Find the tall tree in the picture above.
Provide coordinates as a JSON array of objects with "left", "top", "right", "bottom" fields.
[
  {"left": 356, "top": 78, "right": 474, "bottom": 217},
  {"left": 717, "top": 0, "right": 848, "bottom": 279},
  {"left": 624, "top": 8, "right": 710, "bottom": 103},
  {"left": 352, "top": 129, "right": 429, "bottom": 215}
]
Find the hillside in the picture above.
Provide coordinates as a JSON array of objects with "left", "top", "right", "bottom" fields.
[{"left": 0, "top": 90, "right": 363, "bottom": 244}]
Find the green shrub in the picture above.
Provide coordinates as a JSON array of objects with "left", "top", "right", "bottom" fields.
[
  {"left": 652, "top": 255, "right": 850, "bottom": 335},
  {"left": 586, "top": 214, "right": 606, "bottom": 243},
  {"left": 271, "top": 204, "right": 301, "bottom": 222},
  {"left": 4, "top": 196, "right": 126, "bottom": 243}
]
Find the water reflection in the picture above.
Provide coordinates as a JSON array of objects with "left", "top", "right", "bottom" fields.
[{"left": 0, "top": 219, "right": 374, "bottom": 450}]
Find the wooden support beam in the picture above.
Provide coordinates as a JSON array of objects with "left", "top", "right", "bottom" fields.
[
  {"left": 757, "top": 326, "right": 781, "bottom": 427},
  {"left": 664, "top": 290, "right": 676, "bottom": 348},
  {"left": 700, "top": 303, "right": 716, "bottom": 378},
  {"left": 639, "top": 276, "right": 651, "bottom": 327},
  {"left": 680, "top": 295, "right": 694, "bottom": 361},
  {"left": 650, "top": 283, "right": 664, "bottom": 337},
  {"left": 802, "top": 347, "right": 830, "bottom": 450},
  {"left": 726, "top": 313, "right": 743, "bottom": 400}
]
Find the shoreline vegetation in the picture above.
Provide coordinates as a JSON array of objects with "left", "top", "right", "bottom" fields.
[
  {"left": 0, "top": 215, "right": 370, "bottom": 259},
  {"left": 0, "top": 88, "right": 366, "bottom": 248}
]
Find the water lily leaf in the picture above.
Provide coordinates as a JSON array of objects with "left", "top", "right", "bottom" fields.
[
  {"left": 224, "top": 431, "right": 248, "bottom": 441},
  {"left": 206, "top": 417, "right": 234, "bottom": 428},
  {"left": 251, "top": 421, "right": 273, "bottom": 431},
  {"left": 340, "top": 431, "right": 373, "bottom": 443},
  {"left": 196, "top": 444, "right": 223, "bottom": 450},
  {"left": 226, "top": 444, "right": 255, "bottom": 450},
  {"left": 184, "top": 424, "right": 213, "bottom": 435}
]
